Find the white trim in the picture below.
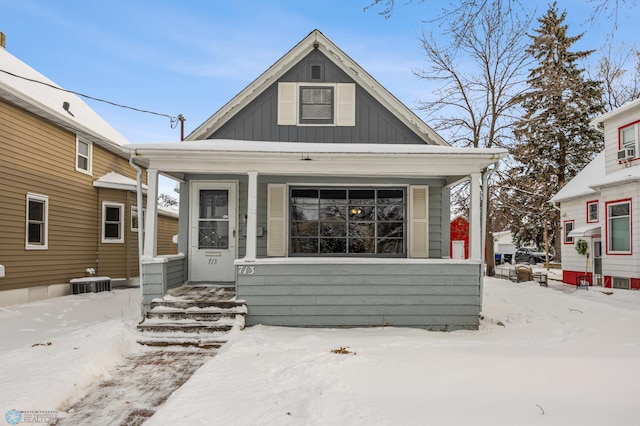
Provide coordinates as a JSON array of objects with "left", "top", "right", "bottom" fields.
[
  {"left": 102, "top": 201, "right": 125, "bottom": 243},
  {"left": 75, "top": 137, "right": 93, "bottom": 175},
  {"left": 25, "top": 193, "right": 49, "bottom": 250}
]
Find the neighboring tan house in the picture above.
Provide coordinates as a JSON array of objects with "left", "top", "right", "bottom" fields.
[
  {"left": 0, "top": 35, "right": 178, "bottom": 306},
  {"left": 450, "top": 216, "right": 469, "bottom": 259},
  {"left": 550, "top": 97, "right": 640, "bottom": 289},
  {"left": 130, "top": 30, "right": 507, "bottom": 330}
]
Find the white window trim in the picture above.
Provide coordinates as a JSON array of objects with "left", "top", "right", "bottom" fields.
[
  {"left": 606, "top": 200, "right": 631, "bottom": 255},
  {"left": 25, "top": 193, "right": 49, "bottom": 250},
  {"left": 277, "top": 82, "right": 355, "bottom": 127},
  {"left": 102, "top": 202, "right": 125, "bottom": 243},
  {"left": 131, "top": 205, "right": 145, "bottom": 232},
  {"left": 75, "top": 137, "right": 93, "bottom": 175},
  {"left": 619, "top": 122, "right": 640, "bottom": 160}
]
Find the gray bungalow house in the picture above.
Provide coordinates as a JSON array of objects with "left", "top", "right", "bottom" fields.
[{"left": 129, "top": 30, "right": 506, "bottom": 330}]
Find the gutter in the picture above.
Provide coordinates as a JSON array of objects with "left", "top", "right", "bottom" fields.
[
  {"left": 480, "top": 161, "right": 499, "bottom": 313},
  {"left": 129, "top": 157, "right": 145, "bottom": 317}
]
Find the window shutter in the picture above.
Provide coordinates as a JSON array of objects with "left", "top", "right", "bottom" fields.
[
  {"left": 409, "top": 185, "right": 429, "bottom": 258},
  {"left": 277, "top": 82, "right": 297, "bottom": 125},
  {"left": 267, "top": 183, "right": 287, "bottom": 256},
  {"left": 336, "top": 83, "right": 356, "bottom": 126}
]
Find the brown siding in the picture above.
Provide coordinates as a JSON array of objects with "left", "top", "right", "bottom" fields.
[
  {"left": 157, "top": 214, "right": 179, "bottom": 255},
  {"left": 0, "top": 100, "right": 150, "bottom": 291}
]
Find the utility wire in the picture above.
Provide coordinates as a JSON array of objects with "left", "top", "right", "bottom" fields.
[{"left": 0, "top": 68, "right": 181, "bottom": 128}]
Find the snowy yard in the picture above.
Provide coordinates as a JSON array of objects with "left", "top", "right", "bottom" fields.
[{"left": 2, "top": 277, "right": 640, "bottom": 425}]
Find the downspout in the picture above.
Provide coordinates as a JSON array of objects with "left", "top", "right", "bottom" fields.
[
  {"left": 129, "top": 156, "right": 144, "bottom": 316},
  {"left": 480, "top": 161, "right": 499, "bottom": 313}
]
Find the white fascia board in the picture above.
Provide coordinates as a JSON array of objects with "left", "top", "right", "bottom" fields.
[{"left": 590, "top": 97, "right": 640, "bottom": 128}]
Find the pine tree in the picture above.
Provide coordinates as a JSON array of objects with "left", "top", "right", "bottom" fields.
[{"left": 506, "top": 2, "right": 604, "bottom": 260}]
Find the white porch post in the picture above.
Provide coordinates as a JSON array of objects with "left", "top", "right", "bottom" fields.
[
  {"left": 143, "top": 168, "right": 159, "bottom": 259},
  {"left": 469, "top": 173, "right": 482, "bottom": 261},
  {"left": 245, "top": 172, "right": 259, "bottom": 261}
]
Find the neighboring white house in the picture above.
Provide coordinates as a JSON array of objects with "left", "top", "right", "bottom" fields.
[{"left": 550, "top": 98, "right": 640, "bottom": 289}]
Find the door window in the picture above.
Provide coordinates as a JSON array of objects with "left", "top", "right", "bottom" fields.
[{"left": 199, "top": 190, "right": 229, "bottom": 249}]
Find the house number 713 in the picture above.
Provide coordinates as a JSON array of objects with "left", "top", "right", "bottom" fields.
[{"left": 237, "top": 266, "right": 255, "bottom": 275}]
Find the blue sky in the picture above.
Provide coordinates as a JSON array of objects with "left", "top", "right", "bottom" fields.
[{"left": 1, "top": 1, "right": 637, "bottom": 193}]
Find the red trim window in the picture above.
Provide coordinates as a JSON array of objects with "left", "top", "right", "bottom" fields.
[
  {"left": 619, "top": 120, "right": 640, "bottom": 162},
  {"left": 564, "top": 220, "right": 575, "bottom": 244},
  {"left": 605, "top": 199, "right": 632, "bottom": 255},
  {"left": 586, "top": 200, "right": 598, "bottom": 223}
]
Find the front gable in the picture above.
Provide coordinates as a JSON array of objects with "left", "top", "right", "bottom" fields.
[
  {"left": 210, "top": 50, "right": 425, "bottom": 144},
  {"left": 187, "top": 30, "right": 446, "bottom": 146}
]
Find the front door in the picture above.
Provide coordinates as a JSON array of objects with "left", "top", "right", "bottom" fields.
[
  {"left": 593, "top": 239, "right": 602, "bottom": 286},
  {"left": 189, "top": 182, "right": 237, "bottom": 282}
]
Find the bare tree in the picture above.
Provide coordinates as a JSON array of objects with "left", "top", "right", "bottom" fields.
[
  {"left": 411, "top": 0, "right": 533, "bottom": 275},
  {"left": 590, "top": 42, "right": 640, "bottom": 110}
]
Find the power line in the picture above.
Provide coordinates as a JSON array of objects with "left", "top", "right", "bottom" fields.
[{"left": 0, "top": 68, "right": 181, "bottom": 128}]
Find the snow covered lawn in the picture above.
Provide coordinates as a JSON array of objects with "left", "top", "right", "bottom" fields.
[
  {"left": 147, "top": 278, "right": 640, "bottom": 426},
  {"left": 1, "top": 278, "right": 640, "bottom": 425},
  {"left": 0, "top": 289, "right": 142, "bottom": 421}
]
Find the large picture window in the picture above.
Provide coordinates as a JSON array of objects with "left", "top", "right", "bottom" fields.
[
  {"left": 26, "top": 193, "right": 48, "bottom": 250},
  {"left": 290, "top": 187, "right": 405, "bottom": 256},
  {"left": 607, "top": 200, "right": 631, "bottom": 254}
]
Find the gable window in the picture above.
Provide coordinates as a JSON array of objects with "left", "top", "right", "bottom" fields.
[
  {"left": 277, "top": 82, "right": 355, "bottom": 127},
  {"left": 290, "top": 187, "right": 405, "bottom": 256},
  {"left": 300, "top": 86, "right": 334, "bottom": 124},
  {"left": 102, "top": 202, "right": 124, "bottom": 243},
  {"left": 606, "top": 199, "right": 631, "bottom": 254},
  {"left": 76, "top": 139, "right": 92, "bottom": 174},
  {"left": 26, "top": 193, "right": 48, "bottom": 250},
  {"left": 564, "top": 220, "right": 574, "bottom": 244},
  {"left": 587, "top": 200, "right": 598, "bottom": 223}
]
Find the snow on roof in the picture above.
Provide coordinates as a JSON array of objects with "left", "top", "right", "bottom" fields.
[
  {"left": 590, "top": 97, "right": 640, "bottom": 127},
  {"left": 129, "top": 139, "right": 506, "bottom": 156},
  {"left": 93, "top": 172, "right": 147, "bottom": 193},
  {"left": 550, "top": 152, "right": 605, "bottom": 203},
  {"left": 551, "top": 152, "right": 640, "bottom": 203},
  {"left": 0, "top": 46, "right": 130, "bottom": 152},
  {"left": 158, "top": 205, "right": 179, "bottom": 219}
]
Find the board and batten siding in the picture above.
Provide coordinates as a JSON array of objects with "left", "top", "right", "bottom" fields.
[
  {"left": 0, "top": 100, "right": 144, "bottom": 291},
  {"left": 209, "top": 50, "right": 426, "bottom": 144},
  {"left": 236, "top": 260, "right": 481, "bottom": 330}
]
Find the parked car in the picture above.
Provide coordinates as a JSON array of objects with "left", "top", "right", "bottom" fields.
[{"left": 514, "top": 248, "right": 554, "bottom": 265}]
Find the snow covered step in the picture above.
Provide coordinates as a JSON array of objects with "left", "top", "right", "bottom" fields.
[
  {"left": 145, "top": 309, "right": 243, "bottom": 322},
  {"left": 150, "top": 299, "right": 246, "bottom": 310}
]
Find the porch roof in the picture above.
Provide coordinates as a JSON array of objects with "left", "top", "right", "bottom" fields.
[{"left": 128, "top": 139, "right": 507, "bottom": 182}]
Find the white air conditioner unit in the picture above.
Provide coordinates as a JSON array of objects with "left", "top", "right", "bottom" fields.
[{"left": 617, "top": 147, "right": 635, "bottom": 161}]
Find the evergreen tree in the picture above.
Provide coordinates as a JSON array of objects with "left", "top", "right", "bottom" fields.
[{"left": 505, "top": 3, "right": 604, "bottom": 260}]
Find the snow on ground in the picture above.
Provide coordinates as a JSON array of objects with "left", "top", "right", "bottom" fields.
[
  {"left": 1, "top": 277, "right": 640, "bottom": 426},
  {"left": 147, "top": 278, "right": 640, "bottom": 426},
  {"left": 0, "top": 289, "right": 143, "bottom": 422}
]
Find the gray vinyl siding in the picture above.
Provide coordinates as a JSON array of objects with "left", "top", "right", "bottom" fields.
[
  {"left": 180, "top": 175, "right": 450, "bottom": 261},
  {"left": 141, "top": 256, "right": 186, "bottom": 312},
  {"left": 237, "top": 261, "right": 481, "bottom": 330},
  {"left": 209, "top": 50, "right": 425, "bottom": 144}
]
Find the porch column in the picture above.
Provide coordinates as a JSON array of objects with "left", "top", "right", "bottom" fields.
[
  {"left": 469, "top": 173, "right": 482, "bottom": 260},
  {"left": 143, "top": 168, "right": 159, "bottom": 259},
  {"left": 245, "top": 172, "right": 259, "bottom": 261}
]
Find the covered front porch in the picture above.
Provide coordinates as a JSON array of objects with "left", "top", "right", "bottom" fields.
[{"left": 130, "top": 140, "right": 506, "bottom": 329}]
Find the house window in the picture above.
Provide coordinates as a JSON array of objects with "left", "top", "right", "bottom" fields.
[
  {"left": 290, "top": 187, "right": 405, "bottom": 256},
  {"left": 131, "top": 206, "right": 144, "bottom": 232},
  {"left": 102, "top": 202, "right": 124, "bottom": 243},
  {"left": 606, "top": 199, "right": 631, "bottom": 254},
  {"left": 26, "top": 193, "right": 48, "bottom": 250},
  {"left": 564, "top": 220, "right": 574, "bottom": 244},
  {"left": 587, "top": 201, "right": 599, "bottom": 223},
  {"left": 76, "top": 139, "right": 92, "bottom": 174},
  {"left": 299, "top": 86, "right": 334, "bottom": 124}
]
